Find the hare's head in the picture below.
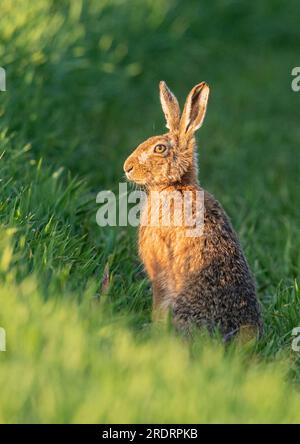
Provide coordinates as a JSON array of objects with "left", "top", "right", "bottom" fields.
[{"left": 124, "top": 81, "right": 210, "bottom": 187}]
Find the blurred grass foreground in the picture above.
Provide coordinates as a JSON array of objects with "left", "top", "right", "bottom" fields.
[{"left": 0, "top": 0, "right": 300, "bottom": 423}]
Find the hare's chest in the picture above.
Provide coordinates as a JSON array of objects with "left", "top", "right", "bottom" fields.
[
  {"left": 139, "top": 225, "right": 167, "bottom": 271},
  {"left": 139, "top": 225, "right": 199, "bottom": 294}
]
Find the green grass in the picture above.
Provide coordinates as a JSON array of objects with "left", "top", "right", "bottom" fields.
[{"left": 0, "top": 0, "right": 300, "bottom": 423}]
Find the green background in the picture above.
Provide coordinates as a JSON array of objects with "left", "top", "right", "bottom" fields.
[{"left": 0, "top": 0, "right": 300, "bottom": 423}]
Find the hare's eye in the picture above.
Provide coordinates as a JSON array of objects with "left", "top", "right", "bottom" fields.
[{"left": 154, "top": 144, "right": 167, "bottom": 154}]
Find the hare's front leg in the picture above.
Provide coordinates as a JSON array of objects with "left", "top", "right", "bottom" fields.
[{"left": 152, "top": 280, "right": 169, "bottom": 323}]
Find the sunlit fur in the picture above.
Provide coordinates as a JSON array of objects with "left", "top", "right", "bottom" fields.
[{"left": 124, "top": 81, "right": 263, "bottom": 340}]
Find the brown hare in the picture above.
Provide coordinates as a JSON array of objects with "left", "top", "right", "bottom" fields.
[{"left": 124, "top": 81, "right": 263, "bottom": 340}]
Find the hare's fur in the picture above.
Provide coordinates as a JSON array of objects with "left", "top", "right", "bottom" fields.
[{"left": 124, "top": 81, "right": 263, "bottom": 339}]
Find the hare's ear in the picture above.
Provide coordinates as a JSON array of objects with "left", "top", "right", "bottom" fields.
[
  {"left": 180, "top": 82, "right": 210, "bottom": 136},
  {"left": 159, "top": 81, "right": 180, "bottom": 132}
]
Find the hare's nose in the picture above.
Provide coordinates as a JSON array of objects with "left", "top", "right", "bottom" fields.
[{"left": 124, "top": 161, "right": 134, "bottom": 174}]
